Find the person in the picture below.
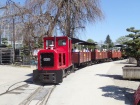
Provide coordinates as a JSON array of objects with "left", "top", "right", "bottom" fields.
[
  {"left": 72, "top": 48, "right": 74, "bottom": 52},
  {"left": 73, "top": 47, "right": 79, "bottom": 52},
  {"left": 89, "top": 48, "right": 92, "bottom": 52},
  {"left": 62, "top": 41, "right": 66, "bottom": 45},
  {"left": 86, "top": 48, "right": 89, "bottom": 52},
  {"left": 82, "top": 48, "right": 86, "bottom": 52}
]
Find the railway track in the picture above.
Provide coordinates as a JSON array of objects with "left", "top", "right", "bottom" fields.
[
  {"left": 19, "top": 85, "right": 56, "bottom": 105},
  {"left": 0, "top": 79, "right": 56, "bottom": 105}
]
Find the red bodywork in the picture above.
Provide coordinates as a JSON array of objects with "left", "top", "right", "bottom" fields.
[
  {"left": 91, "top": 49, "right": 108, "bottom": 62},
  {"left": 72, "top": 52, "right": 91, "bottom": 66},
  {"left": 134, "top": 85, "right": 140, "bottom": 105},
  {"left": 33, "top": 36, "right": 123, "bottom": 84},
  {"left": 37, "top": 36, "right": 72, "bottom": 71},
  {"left": 33, "top": 36, "right": 73, "bottom": 83},
  {"left": 102, "top": 51, "right": 108, "bottom": 59},
  {"left": 108, "top": 50, "right": 122, "bottom": 59}
]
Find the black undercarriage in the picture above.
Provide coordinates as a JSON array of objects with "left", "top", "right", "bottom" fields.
[{"left": 33, "top": 70, "right": 63, "bottom": 84}]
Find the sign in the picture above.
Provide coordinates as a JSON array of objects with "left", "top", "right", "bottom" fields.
[{"left": 43, "top": 58, "right": 51, "bottom": 61}]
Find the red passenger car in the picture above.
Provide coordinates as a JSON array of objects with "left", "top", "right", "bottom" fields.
[
  {"left": 108, "top": 50, "right": 122, "bottom": 60},
  {"left": 71, "top": 37, "right": 95, "bottom": 67},
  {"left": 91, "top": 49, "right": 108, "bottom": 63},
  {"left": 72, "top": 52, "right": 92, "bottom": 67}
]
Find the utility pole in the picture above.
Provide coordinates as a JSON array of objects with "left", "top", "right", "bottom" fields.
[
  {"left": 0, "top": 24, "right": 2, "bottom": 46},
  {"left": 12, "top": 18, "right": 15, "bottom": 63}
]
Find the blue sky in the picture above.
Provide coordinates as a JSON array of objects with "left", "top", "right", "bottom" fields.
[
  {"left": 82, "top": 0, "right": 140, "bottom": 43},
  {"left": 1, "top": 0, "right": 140, "bottom": 43}
]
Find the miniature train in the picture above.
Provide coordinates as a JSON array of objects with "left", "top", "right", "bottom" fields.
[{"left": 33, "top": 36, "right": 123, "bottom": 84}]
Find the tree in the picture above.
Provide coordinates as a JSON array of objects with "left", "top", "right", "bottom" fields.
[
  {"left": 1, "top": 0, "right": 103, "bottom": 58},
  {"left": 87, "top": 39, "right": 96, "bottom": 51},
  {"left": 25, "top": 0, "right": 103, "bottom": 37},
  {"left": 87, "top": 39, "right": 94, "bottom": 43},
  {"left": 104, "top": 35, "right": 114, "bottom": 49},
  {"left": 124, "top": 27, "right": 140, "bottom": 66},
  {"left": 2, "top": 38, "right": 8, "bottom": 45},
  {"left": 116, "top": 36, "right": 130, "bottom": 45}
]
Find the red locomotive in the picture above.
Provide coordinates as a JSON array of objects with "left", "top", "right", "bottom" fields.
[
  {"left": 33, "top": 36, "right": 74, "bottom": 83},
  {"left": 33, "top": 36, "right": 122, "bottom": 84}
]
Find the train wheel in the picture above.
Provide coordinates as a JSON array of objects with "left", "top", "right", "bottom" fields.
[
  {"left": 67, "top": 70, "right": 71, "bottom": 75},
  {"left": 87, "top": 61, "right": 91, "bottom": 66},
  {"left": 63, "top": 69, "right": 67, "bottom": 78},
  {"left": 33, "top": 70, "right": 39, "bottom": 84},
  {"left": 71, "top": 65, "right": 75, "bottom": 73}
]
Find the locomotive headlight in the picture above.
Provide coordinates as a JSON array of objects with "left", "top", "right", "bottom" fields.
[{"left": 43, "top": 58, "right": 51, "bottom": 61}]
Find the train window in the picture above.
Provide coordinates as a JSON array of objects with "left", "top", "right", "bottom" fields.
[
  {"left": 63, "top": 53, "right": 65, "bottom": 65},
  {"left": 58, "top": 39, "right": 66, "bottom": 46},
  {"left": 69, "top": 39, "right": 71, "bottom": 48},
  {"left": 46, "top": 40, "right": 54, "bottom": 47},
  {"left": 59, "top": 54, "right": 62, "bottom": 66}
]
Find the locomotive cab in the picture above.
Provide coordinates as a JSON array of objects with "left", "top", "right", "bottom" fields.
[{"left": 33, "top": 36, "right": 73, "bottom": 84}]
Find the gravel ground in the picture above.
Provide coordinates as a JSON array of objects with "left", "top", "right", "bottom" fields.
[{"left": 46, "top": 60, "right": 140, "bottom": 105}]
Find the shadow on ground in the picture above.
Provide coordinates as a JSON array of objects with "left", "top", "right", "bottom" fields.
[
  {"left": 96, "top": 74, "right": 140, "bottom": 82},
  {"left": 99, "top": 85, "right": 134, "bottom": 105},
  {"left": 97, "top": 74, "right": 123, "bottom": 80},
  {"left": 24, "top": 73, "right": 33, "bottom": 84},
  {"left": 114, "top": 61, "right": 136, "bottom": 65}
]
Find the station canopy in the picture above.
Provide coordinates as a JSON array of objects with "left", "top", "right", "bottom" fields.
[
  {"left": 70, "top": 37, "right": 97, "bottom": 45},
  {"left": 114, "top": 44, "right": 126, "bottom": 47}
]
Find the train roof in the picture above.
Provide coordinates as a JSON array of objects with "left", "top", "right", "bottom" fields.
[
  {"left": 71, "top": 37, "right": 97, "bottom": 45},
  {"left": 43, "top": 36, "right": 96, "bottom": 45},
  {"left": 114, "top": 44, "right": 126, "bottom": 47}
]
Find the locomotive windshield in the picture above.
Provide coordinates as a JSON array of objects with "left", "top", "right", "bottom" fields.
[
  {"left": 58, "top": 39, "right": 66, "bottom": 46},
  {"left": 46, "top": 40, "right": 54, "bottom": 48}
]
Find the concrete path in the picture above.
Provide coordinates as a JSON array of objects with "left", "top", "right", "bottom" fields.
[
  {"left": 0, "top": 65, "right": 33, "bottom": 84},
  {"left": 0, "top": 65, "right": 38, "bottom": 105},
  {"left": 47, "top": 60, "right": 140, "bottom": 105},
  {"left": 0, "top": 65, "right": 33, "bottom": 94}
]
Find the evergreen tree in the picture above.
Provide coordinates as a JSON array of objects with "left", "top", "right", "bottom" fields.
[
  {"left": 124, "top": 27, "right": 140, "bottom": 66},
  {"left": 2, "top": 38, "right": 8, "bottom": 45},
  {"left": 104, "top": 35, "right": 114, "bottom": 49}
]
